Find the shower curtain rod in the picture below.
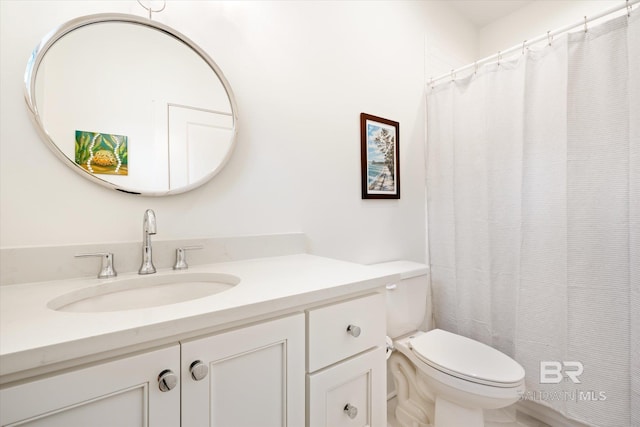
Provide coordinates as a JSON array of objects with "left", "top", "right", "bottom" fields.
[{"left": 428, "top": 0, "right": 639, "bottom": 86}]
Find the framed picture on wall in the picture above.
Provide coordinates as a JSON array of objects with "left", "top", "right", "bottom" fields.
[{"left": 360, "top": 113, "right": 400, "bottom": 199}]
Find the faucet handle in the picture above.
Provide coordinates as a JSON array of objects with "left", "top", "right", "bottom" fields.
[
  {"left": 173, "top": 246, "right": 203, "bottom": 270},
  {"left": 75, "top": 252, "right": 117, "bottom": 278}
]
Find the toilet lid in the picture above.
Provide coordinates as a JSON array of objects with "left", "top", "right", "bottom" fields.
[{"left": 409, "top": 329, "right": 525, "bottom": 387}]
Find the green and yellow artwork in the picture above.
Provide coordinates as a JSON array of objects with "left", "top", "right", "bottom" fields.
[{"left": 75, "top": 130, "right": 128, "bottom": 175}]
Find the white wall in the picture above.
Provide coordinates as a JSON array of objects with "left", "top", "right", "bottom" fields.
[
  {"left": 0, "top": 1, "right": 476, "bottom": 266},
  {"left": 478, "top": 0, "right": 627, "bottom": 57}
]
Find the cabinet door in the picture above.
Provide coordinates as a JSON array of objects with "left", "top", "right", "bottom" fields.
[
  {"left": 181, "top": 313, "right": 305, "bottom": 427},
  {"left": 0, "top": 345, "right": 180, "bottom": 427},
  {"left": 307, "top": 347, "right": 386, "bottom": 427}
]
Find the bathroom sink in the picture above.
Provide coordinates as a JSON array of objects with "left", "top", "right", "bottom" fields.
[{"left": 48, "top": 272, "right": 240, "bottom": 313}]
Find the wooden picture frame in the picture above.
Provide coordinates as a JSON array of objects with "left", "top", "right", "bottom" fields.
[{"left": 360, "top": 113, "right": 400, "bottom": 199}]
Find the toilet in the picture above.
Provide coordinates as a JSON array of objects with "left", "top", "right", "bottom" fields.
[{"left": 374, "top": 261, "right": 525, "bottom": 427}]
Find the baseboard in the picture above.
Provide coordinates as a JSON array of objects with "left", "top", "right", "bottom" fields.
[{"left": 517, "top": 401, "right": 591, "bottom": 427}]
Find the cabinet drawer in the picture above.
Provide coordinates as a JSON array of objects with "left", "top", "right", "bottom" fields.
[
  {"left": 307, "top": 293, "right": 384, "bottom": 372},
  {"left": 307, "top": 347, "right": 386, "bottom": 427}
]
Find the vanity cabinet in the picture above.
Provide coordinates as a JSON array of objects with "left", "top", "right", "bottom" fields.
[
  {"left": 0, "top": 314, "right": 304, "bottom": 427},
  {"left": 306, "top": 293, "right": 386, "bottom": 427},
  {"left": 0, "top": 290, "right": 387, "bottom": 427},
  {"left": 0, "top": 345, "right": 181, "bottom": 427}
]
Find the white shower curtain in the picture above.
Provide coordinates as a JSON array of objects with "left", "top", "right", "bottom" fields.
[{"left": 426, "top": 13, "right": 639, "bottom": 427}]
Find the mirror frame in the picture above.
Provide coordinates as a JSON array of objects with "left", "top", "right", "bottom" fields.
[{"left": 25, "top": 13, "right": 239, "bottom": 196}]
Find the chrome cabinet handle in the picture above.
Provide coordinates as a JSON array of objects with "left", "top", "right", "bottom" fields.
[
  {"left": 158, "top": 369, "right": 178, "bottom": 392},
  {"left": 189, "top": 360, "right": 208, "bottom": 381},
  {"left": 173, "top": 245, "right": 203, "bottom": 270},
  {"left": 344, "top": 403, "right": 358, "bottom": 419},
  {"left": 346, "top": 324, "right": 361, "bottom": 337},
  {"left": 75, "top": 252, "right": 117, "bottom": 278}
]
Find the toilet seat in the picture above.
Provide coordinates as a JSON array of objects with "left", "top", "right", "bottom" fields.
[{"left": 409, "top": 329, "right": 525, "bottom": 388}]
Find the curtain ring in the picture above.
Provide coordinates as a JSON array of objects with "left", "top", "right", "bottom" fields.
[
  {"left": 522, "top": 40, "right": 527, "bottom": 55},
  {"left": 450, "top": 69, "right": 456, "bottom": 82},
  {"left": 474, "top": 61, "right": 478, "bottom": 75},
  {"left": 547, "top": 30, "right": 553, "bottom": 46},
  {"left": 628, "top": 0, "right": 632, "bottom": 17},
  {"left": 584, "top": 16, "right": 588, "bottom": 33},
  {"left": 497, "top": 51, "right": 502, "bottom": 66},
  {"left": 429, "top": 77, "right": 434, "bottom": 89}
]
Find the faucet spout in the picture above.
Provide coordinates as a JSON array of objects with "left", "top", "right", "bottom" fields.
[{"left": 139, "top": 209, "right": 157, "bottom": 274}]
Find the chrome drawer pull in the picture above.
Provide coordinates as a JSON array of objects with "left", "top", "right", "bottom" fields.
[
  {"left": 189, "top": 360, "right": 209, "bottom": 381},
  {"left": 344, "top": 403, "right": 358, "bottom": 419},
  {"left": 158, "top": 369, "right": 178, "bottom": 392},
  {"left": 346, "top": 324, "right": 361, "bottom": 337}
]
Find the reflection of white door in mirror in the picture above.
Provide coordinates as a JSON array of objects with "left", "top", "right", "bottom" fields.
[
  {"left": 168, "top": 105, "right": 234, "bottom": 190},
  {"left": 26, "top": 14, "right": 238, "bottom": 196}
]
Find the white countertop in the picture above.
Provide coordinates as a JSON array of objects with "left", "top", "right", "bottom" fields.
[{"left": 0, "top": 254, "right": 397, "bottom": 379}]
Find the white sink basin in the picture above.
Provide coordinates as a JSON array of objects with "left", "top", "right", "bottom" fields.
[{"left": 48, "top": 272, "right": 240, "bottom": 313}]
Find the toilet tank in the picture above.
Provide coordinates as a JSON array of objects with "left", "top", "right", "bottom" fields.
[{"left": 371, "top": 261, "right": 431, "bottom": 338}]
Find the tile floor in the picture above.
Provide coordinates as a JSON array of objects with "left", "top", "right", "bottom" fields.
[{"left": 387, "top": 398, "right": 551, "bottom": 427}]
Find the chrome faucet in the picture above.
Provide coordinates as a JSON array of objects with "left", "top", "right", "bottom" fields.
[{"left": 138, "top": 209, "right": 157, "bottom": 274}]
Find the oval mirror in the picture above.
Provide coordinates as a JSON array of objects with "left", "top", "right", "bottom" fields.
[{"left": 25, "top": 14, "right": 238, "bottom": 196}]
